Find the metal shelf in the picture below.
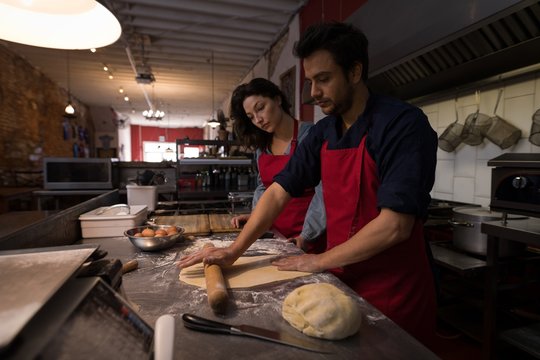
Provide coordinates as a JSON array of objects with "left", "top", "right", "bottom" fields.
[
  {"left": 178, "top": 158, "right": 252, "bottom": 165},
  {"left": 430, "top": 242, "right": 487, "bottom": 275},
  {"left": 500, "top": 323, "right": 540, "bottom": 358}
]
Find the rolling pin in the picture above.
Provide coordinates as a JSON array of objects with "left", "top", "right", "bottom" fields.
[{"left": 203, "top": 243, "right": 229, "bottom": 314}]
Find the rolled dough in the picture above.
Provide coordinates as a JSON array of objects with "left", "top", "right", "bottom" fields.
[{"left": 179, "top": 255, "right": 311, "bottom": 288}]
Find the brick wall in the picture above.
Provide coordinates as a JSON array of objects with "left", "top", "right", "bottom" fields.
[{"left": 0, "top": 44, "right": 94, "bottom": 185}]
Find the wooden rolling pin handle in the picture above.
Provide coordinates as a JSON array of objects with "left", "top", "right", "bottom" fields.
[
  {"left": 122, "top": 259, "right": 139, "bottom": 274},
  {"left": 203, "top": 244, "right": 229, "bottom": 314}
]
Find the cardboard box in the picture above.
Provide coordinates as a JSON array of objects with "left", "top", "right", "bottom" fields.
[{"left": 79, "top": 204, "right": 148, "bottom": 238}]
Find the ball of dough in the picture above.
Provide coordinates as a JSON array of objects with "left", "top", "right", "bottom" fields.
[{"left": 282, "top": 283, "right": 361, "bottom": 340}]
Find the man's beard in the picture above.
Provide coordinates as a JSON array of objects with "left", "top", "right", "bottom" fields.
[{"left": 323, "top": 83, "right": 355, "bottom": 116}]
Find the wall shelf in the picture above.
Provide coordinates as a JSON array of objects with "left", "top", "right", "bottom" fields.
[{"left": 176, "top": 139, "right": 256, "bottom": 203}]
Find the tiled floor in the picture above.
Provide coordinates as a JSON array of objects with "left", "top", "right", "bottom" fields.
[{"left": 431, "top": 327, "right": 481, "bottom": 359}]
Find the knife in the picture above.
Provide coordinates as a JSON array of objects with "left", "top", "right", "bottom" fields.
[{"left": 182, "top": 313, "right": 331, "bottom": 353}]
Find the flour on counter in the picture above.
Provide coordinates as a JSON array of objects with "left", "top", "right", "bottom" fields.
[{"left": 179, "top": 236, "right": 292, "bottom": 256}]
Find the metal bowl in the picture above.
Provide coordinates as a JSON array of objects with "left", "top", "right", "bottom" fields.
[{"left": 124, "top": 225, "right": 184, "bottom": 251}]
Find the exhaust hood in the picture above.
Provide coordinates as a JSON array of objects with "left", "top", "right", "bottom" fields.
[{"left": 349, "top": 0, "right": 540, "bottom": 101}]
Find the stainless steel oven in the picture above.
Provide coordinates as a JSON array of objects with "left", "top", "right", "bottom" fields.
[
  {"left": 488, "top": 153, "right": 540, "bottom": 218},
  {"left": 43, "top": 157, "right": 113, "bottom": 190}
]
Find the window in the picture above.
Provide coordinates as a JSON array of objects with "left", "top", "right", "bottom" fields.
[
  {"left": 143, "top": 141, "right": 175, "bottom": 162},
  {"left": 183, "top": 147, "right": 200, "bottom": 158}
]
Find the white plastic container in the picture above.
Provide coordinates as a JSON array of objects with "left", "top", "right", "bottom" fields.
[
  {"left": 79, "top": 204, "right": 148, "bottom": 238},
  {"left": 126, "top": 185, "right": 157, "bottom": 211}
]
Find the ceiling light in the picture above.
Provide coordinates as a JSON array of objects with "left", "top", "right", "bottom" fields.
[
  {"left": 0, "top": 0, "right": 122, "bottom": 50},
  {"left": 119, "top": 87, "right": 124, "bottom": 93},
  {"left": 108, "top": 74, "right": 114, "bottom": 80},
  {"left": 90, "top": 48, "right": 96, "bottom": 53},
  {"left": 208, "top": 119, "right": 220, "bottom": 128},
  {"left": 143, "top": 84, "right": 164, "bottom": 120},
  {"left": 124, "top": 96, "right": 129, "bottom": 102},
  {"left": 103, "top": 65, "right": 109, "bottom": 71},
  {"left": 143, "top": 109, "right": 165, "bottom": 121}
]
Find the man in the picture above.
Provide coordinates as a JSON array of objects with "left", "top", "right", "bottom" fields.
[{"left": 178, "top": 22, "right": 438, "bottom": 347}]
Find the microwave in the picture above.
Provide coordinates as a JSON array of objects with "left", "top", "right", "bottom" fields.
[{"left": 43, "top": 157, "right": 113, "bottom": 190}]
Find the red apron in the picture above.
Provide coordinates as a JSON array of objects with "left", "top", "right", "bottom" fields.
[
  {"left": 259, "top": 123, "right": 324, "bottom": 253},
  {"left": 321, "top": 135, "right": 436, "bottom": 346}
]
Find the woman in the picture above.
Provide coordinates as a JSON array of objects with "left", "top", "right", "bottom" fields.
[{"left": 229, "top": 78, "right": 325, "bottom": 252}]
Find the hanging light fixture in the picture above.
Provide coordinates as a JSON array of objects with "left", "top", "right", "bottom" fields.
[
  {"left": 207, "top": 51, "right": 220, "bottom": 129},
  {"left": 64, "top": 51, "right": 76, "bottom": 118},
  {"left": 142, "top": 84, "right": 165, "bottom": 121},
  {"left": 0, "top": 0, "right": 121, "bottom": 50}
]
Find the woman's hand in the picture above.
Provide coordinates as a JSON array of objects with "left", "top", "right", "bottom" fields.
[
  {"left": 176, "top": 245, "right": 238, "bottom": 269},
  {"left": 230, "top": 214, "right": 250, "bottom": 228},
  {"left": 287, "top": 235, "right": 305, "bottom": 249},
  {"left": 271, "top": 254, "right": 325, "bottom": 273}
]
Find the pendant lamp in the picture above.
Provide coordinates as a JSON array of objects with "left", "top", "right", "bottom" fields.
[
  {"left": 207, "top": 51, "right": 220, "bottom": 129},
  {"left": 64, "top": 51, "right": 76, "bottom": 118},
  {"left": 142, "top": 84, "right": 165, "bottom": 121},
  {"left": 0, "top": 0, "right": 121, "bottom": 50}
]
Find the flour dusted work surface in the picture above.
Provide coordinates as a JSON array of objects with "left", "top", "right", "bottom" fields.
[{"left": 179, "top": 255, "right": 311, "bottom": 288}]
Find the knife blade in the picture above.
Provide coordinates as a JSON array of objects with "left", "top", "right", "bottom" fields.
[{"left": 182, "top": 313, "right": 331, "bottom": 353}]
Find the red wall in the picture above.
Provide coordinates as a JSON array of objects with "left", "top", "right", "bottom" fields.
[
  {"left": 299, "top": 0, "right": 368, "bottom": 121},
  {"left": 130, "top": 125, "right": 203, "bottom": 161}
]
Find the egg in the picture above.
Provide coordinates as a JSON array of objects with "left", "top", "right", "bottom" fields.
[
  {"left": 155, "top": 229, "right": 168, "bottom": 236},
  {"left": 166, "top": 226, "right": 178, "bottom": 235},
  {"left": 141, "top": 228, "right": 155, "bottom": 237}
]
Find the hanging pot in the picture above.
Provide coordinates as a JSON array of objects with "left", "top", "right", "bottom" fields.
[
  {"left": 529, "top": 108, "right": 540, "bottom": 146},
  {"left": 438, "top": 99, "right": 463, "bottom": 152},
  {"left": 461, "top": 92, "right": 492, "bottom": 146},
  {"left": 438, "top": 121, "right": 464, "bottom": 152},
  {"left": 449, "top": 207, "right": 526, "bottom": 257},
  {"left": 461, "top": 110, "right": 492, "bottom": 145},
  {"left": 485, "top": 89, "right": 522, "bottom": 149}
]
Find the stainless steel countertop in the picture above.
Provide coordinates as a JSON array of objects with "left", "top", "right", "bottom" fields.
[{"left": 80, "top": 234, "right": 438, "bottom": 359}]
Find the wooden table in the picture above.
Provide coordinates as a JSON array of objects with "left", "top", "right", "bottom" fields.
[{"left": 81, "top": 234, "right": 438, "bottom": 359}]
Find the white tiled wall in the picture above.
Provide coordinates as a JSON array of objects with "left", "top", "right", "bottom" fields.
[{"left": 421, "top": 73, "right": 540, "bottom": 207}]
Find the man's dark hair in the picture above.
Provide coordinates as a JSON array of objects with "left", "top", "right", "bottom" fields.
[
  {"left": 294, "top": 22, "right": 369, "bottom": 81},
  {"left": 230, "top": 77, "right": 292, "bottom": 151}
]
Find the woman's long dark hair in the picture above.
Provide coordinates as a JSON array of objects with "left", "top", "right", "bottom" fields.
[{"left": 230, "top": 78, "right": 292, "bottom": 151}]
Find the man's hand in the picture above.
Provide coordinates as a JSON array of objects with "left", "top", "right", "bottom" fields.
[
  {"left": 271, "top": 254, "right": 325, "bottom": 273},
  {"left": 176, "top": 245, "right": 238, "bottom": 269}
]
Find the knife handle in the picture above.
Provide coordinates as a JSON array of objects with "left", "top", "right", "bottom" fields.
[
  {"left": 122, "top": 259, "right": 138, "bottom": 274},
  {"left": 203, "top": 244, "right": 229, "bottom": 314},
  {"left": 182, "top": 313, "right": 233, "bottom": 334}
]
